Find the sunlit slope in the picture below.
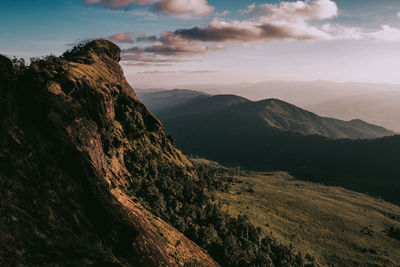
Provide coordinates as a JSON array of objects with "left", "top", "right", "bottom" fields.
[{"left": 216, "top": 172, "right": 400, "bottom": 267}]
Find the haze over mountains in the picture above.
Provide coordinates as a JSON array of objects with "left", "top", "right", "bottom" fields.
[
  {"left": 140, "top": 91, "right": 394, "bottom": 140},
  {"left": 136, "top": 81, "right": 400, "bottom": 132},
  {"left": 307, "top": 91, "right": 400, "bottom": 132}
]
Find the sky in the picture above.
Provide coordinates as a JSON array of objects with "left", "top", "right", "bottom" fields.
[{"left": 1, "top": 0, "right": 400, "bottom": 86}]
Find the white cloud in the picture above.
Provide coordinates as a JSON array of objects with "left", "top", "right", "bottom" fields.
[
  {"left": 109, "top": 32, "right": 133, "bottom": 43},
  {"left": 154, "top": 0, "right": 214, "bottom": 16},
  {"left": 321, "top": 23, "right": 363, "bottom": 40},
  {"left": 240, "top": 0, "right": 338, "bottom": 20},
  {"left": 215, "top": 10, "right": 230, "bottom": 17},
  {"left": 370, "top": 25, "right": 400, "bottom": 42},
  {"left": 83, "top": 0, "right": 214, "bottom": 16}
]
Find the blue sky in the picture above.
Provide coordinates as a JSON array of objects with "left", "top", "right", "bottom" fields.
[{"left": 1, "top": 0, "right": 400, "bottom": 85}]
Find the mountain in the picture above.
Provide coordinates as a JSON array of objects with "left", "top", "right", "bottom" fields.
[
  {"left": 0, "top": 40, "right": 311, "bottom": 266},
  {"left": 307, "top": 92, "right": 400, "bottom": 132},
  {"left": 161, "top": 81, "right": 400, "bottom": 132},
  {"left": 157, "top": 94, "right": 394, "bottom": 140},
  {"left": 173, "top": 80, "right": 400, "bottom": 106},
  {"left": 0, "top": 41, "right": 215, "bottom": 266},
  {"left": 159, "top": 94, "right": 249, "bottom": 119},
  {"left": 136, "top": 88, "right": 208, "bottom": 113},
  {"left": 151, "top": 94, "right": 400, "bottom": 204}
]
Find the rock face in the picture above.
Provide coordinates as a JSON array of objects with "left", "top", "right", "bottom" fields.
[{"left": 0, "top": 40, "right": 217, "bottom": 266}]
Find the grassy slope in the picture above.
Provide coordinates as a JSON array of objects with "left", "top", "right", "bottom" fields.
[{"left": 215, "top": 171, "right": 400, "bottom": 267}]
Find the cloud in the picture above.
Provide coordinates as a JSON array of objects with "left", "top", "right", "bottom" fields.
[
  {"left": 135, "top": 35, "right": 159, "bottom": 42},
  {"left": 121, "top": 53, "right": 185, "bottom": 62},
  {"left": 83, "top": 0, "right": 157, "bottom": 8},
  {"left": 154, "top": 0, "right": 214, "bottom": 16},
  {"left": 215, "top": 10, "right": 229, "bottom": 17},
  {"left": 83, "top": 0, "right": 214, "bottom": 16},
  {"left": 322, "top": 23, "right": 400, "bottom": 41},
  {"left": 397, "top": 12, "right": 400, "bottom": 19},
  {"left": 109, "top": 32, "right": 133, "bottom": 43},
  {"left": 172, "top": 1, "right": 338, "bottom": 43},
  {"left": 121, "top": 62, "right": 173, "bottom": 67},
  {"left": 174, "top": 17, "right": 331, "bottom": 42},
  {"left": 117, "top": 0, "right": 400, "bottom": 68},
  {"left": 321, "top": 23, "right": 363, "bottom": 40},
  {"left": 119, "top": 0, "right": 338, "bottom": 66},
  {"left": 240, "top": 0, "right": 338, "bottom": 20},
  {"left": 370, "top": 25, "right": 400, "bottom": 41},
  {"left": 137, "top": 70, "right": 218, "bottom": 73},
  {"left": 124, "top": 32, "right": 224, "bottom": 56}
]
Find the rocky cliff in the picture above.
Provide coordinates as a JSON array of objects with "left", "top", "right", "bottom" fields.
[{"left": 0, "top": 40, "right": 217, "bottom": 266}]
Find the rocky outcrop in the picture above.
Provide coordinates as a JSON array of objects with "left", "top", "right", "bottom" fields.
[{"left": 0, "top": 40, "right": 217, "bottom": 266}]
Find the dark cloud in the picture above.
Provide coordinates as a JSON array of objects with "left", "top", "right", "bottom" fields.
[
  {"left": 124, "top": 32, "right": 223, "bottom": 56},
  {"left": 83, "top": 0, "right": 157, "bottom": 9},
  {"left": 173, "top": 18, "right": 329, "bottom": 43},
  {"left": 135, "top": 35, "right": 159, "bottom": 42}
]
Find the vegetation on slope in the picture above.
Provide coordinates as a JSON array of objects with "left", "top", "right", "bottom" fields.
[
  {"left": 1, "top": 42, "right": 217, "bottom": 266},
  {"left": 214, "top": 171, "right": 400, "bottom": 266}
]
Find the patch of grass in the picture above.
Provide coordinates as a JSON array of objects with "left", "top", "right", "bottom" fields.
[{"left": 216, "top": 171, "right": 400, "bottom": 267}]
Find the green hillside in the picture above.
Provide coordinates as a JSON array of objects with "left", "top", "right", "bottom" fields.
[{"left": 214, "top": 170, "right": 400, "bottom": 267}]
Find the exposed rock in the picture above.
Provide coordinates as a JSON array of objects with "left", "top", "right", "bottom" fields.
[{"left": 0, "top": 40, "right": 217, "bottom": 266}]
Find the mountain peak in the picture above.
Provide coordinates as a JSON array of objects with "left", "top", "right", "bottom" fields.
[{"left": 62, "top": 39, "right": 121, "bottom": 63}]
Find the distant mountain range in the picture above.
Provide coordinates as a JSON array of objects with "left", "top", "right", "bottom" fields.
[
  {"left": 139, "top": 90, "right": 400, "bottom": 205},
  {"left": 137, "top": 81, "right": 400, "bottom": 132},
  {"left": 307, "top": 91, "right": 400, "bottom": 132},
  {"left": 136, "top": 89, "right": 208, "bottom": 113},
  {"left": 141, "top": 91, "right": 394, "bottom": 139}
]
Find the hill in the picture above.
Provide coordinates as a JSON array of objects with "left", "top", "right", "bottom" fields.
[
  {"left": 156, "top": 94, "right": 394, "bottom": 140},
  {"left": 152, "top": 94, "right": 400, "bottom": 204},
  {"left": 0, "top": 40, "right": 312, "bottom": 266},
  {"left": 159, "top": 94, "right": 249, "bottom": 119},
  {"left": 136, "top": 88, "right": 208, "bottom": 113},
  {"left": 213, "top": 170, "right": 400, "bottom": 267}
]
